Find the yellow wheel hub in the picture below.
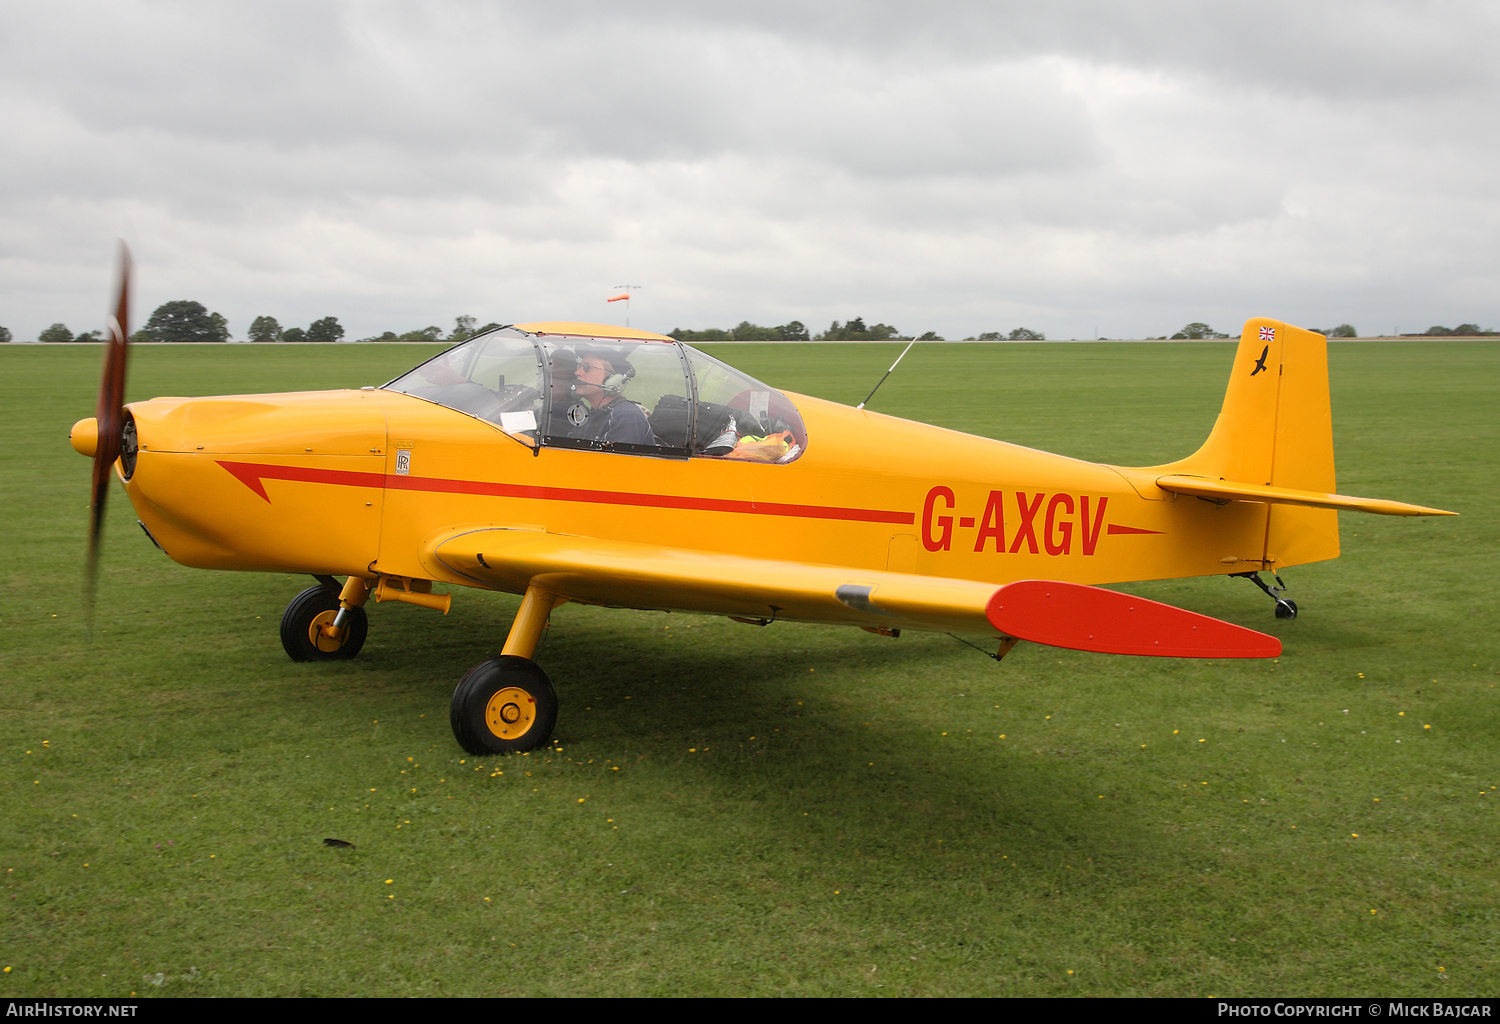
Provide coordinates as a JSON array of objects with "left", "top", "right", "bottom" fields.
[
  {"left": 308, "top": 609, "right": 345, "bottom": 653},
  {"left": 485, "top": 686, "right": 537, "bottom": 741}
]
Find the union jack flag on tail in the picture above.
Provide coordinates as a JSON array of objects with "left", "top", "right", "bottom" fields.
[{"left": 1259, "top": 326, "right": 1276, "bottom": 342}]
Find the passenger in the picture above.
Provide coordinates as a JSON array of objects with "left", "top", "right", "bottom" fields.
[
  {"left": 544, "top": 348, "right": 581, "bottom": 440},
  {"left": 568, "top": 347, "right": 658, "bottom": 446}
]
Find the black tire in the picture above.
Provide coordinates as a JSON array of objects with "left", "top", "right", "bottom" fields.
[
  {"left": 280, "top": 585, "right": 368, "bottom": 662},
  {"left": 1274, "top": 598, "right": 1298, "bottom": 620},
  {"left": 451, "top": 656, "right": 557, "bottom": 755}
]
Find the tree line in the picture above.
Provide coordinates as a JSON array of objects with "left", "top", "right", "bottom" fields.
[
  {"left": 7, "top": 305, "right": 1490, "bottom": 345},
  {"left": 668, "top": 317, "right": 1047, "bottom": 342},
  {"left": 352, "top": 315, "right": 504, "bottom": 345},
  {"left": 1144, "top": 322, "right": 1360, "bottom": 340},
  {"left": 0, "top": 302, "right": 499, "bottom": 345},
  {"left": 4, "top": 306, "right": 1038, "bottom": 344},
  {"left": 1402, "top": 323, "right": 1497, "bottom": 337}
]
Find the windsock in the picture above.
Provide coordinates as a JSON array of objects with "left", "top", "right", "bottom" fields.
[{"left": 606, "top": 293, "right": 630, "bottom": 302}]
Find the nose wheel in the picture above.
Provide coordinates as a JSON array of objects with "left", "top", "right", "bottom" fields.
[
  {"left": 452, "top": 656, "right": 558, "bottom": 754},
  {"left": 280, "top": 584, "right": 368, "bottom": 661}
]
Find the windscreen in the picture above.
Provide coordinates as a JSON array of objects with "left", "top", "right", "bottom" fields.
[{"left": 383, "top": 329, "right": 544, "bottom": 435}]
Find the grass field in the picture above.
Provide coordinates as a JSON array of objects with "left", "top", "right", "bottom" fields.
[{"left": 1, "top": 339, "right": 1495, "bottom": 997}]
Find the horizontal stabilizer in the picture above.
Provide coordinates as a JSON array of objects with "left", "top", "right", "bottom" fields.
[
  {"left": 986, "top": 580, "right": 1282, "bottom": 659},
  {"left": 1155, "top": 474, "right": 1455, "bottom": 517}
]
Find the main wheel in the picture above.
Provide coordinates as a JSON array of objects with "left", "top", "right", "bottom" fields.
[
  {"left": 1274, "top": 598, "right": 1299, "bottom": 620},
  {"left": 280, "top": 585, "right": 368, "bottom": 662},
  {"left": 451, "top": 656, "right": 558, "bottom": 755}
]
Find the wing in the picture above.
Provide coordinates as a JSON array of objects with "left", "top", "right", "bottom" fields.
[
  {"left": 421, "top": 525, "right": 999, "bottom": 634},
  {"left": 419, "top": 526, "right": 1281, "bottom": 658}
]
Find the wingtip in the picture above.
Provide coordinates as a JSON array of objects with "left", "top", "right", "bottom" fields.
[
  {"left": 987, "top": 580, "right": 1283, "bottom": 659},
  {"left": 1382, "top": 501, "right": 1458, "bottom": 517}
]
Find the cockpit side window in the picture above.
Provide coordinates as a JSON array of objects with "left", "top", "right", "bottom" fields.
[
  {"left": 538, "top": 338, "right": 692, "bottom": 457},
  {"left": 383, "top": 329, "right": 544, "bottom": 440},
  {"left": 682, "top": 345, "right": 806, "bottom": 463}
]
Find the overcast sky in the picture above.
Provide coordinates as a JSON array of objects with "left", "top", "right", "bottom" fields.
[{"left": 2, "top": 0, "right": 1497, "bottom": 341}]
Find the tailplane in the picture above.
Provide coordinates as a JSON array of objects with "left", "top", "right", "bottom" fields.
[
  {"left": 1149, "top": 319, "right": 1454, "bottom": 572},
  {"left": 1146, "top": 320, "right": 1452, "bottom": 572}
]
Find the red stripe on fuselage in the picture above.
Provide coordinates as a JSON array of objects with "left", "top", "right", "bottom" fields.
[
  {"left": 215, "top": 460, "right": 916, "bottom": 525},
  {"left": 1106, "top": 524, "right": 1162, "bottom": 535}
]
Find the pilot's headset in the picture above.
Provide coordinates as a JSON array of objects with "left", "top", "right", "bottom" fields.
[{"left": 577, "top": 347, "right": 636, "bottom": 395}]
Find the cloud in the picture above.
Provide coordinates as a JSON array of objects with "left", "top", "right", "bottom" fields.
[{"left": 0, "top": 1, "right": 1496, "bottom": 341}]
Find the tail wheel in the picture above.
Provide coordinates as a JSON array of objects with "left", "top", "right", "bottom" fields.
[
  {"left": 280, "top": 585, "right": 368, "bottom": 662},
  {"left": 1274, "top": 598, "right": 1299, "bottom": 620},
  {"left": 451, "top": 656, "right": 557, "bottom": 754}
]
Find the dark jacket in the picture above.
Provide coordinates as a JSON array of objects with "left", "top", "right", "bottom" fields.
[{"left": 571, "top": 398, "right": 657, "bottom": 447}]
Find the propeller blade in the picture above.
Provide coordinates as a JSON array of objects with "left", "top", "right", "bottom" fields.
[{"left": 86, "top": 242, "right": 132, "bottom": 614}]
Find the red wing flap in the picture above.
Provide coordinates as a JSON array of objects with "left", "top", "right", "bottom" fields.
[{"left": 985, "top": 580, "right": 1281, "bottom": 659}]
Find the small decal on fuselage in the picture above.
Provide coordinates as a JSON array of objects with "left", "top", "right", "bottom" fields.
[
  {"left": 395, "top": 449, "right": 411, "bottom": 476},
  {"left": 1250, "top": 344, "right": 1270, "bottom": 376}
]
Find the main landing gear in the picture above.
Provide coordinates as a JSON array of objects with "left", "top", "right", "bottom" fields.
[
  {"left": 451, "top": 585, "right": 564, "bottom": 755},
  {"left": 279, "top": 576, "right": 564, "bottom": 754},
  {"left": 451, "top": 656, "right": 558, "bottom": 755},
  {"left": 1231, "top": 571, "right": 1298, "bottom": 620}
]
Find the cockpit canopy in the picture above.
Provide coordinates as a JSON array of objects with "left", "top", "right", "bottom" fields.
[{"left": 383, "top": 326, "right": 807, "bottom": 463}]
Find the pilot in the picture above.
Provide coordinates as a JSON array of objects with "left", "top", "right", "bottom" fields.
[{"left": 569, "top": 347, "right": 657, "bottom": 446}]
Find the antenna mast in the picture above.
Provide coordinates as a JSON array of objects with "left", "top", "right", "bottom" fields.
[{"left": 857, "top": 337, "right": 919, "bottom": 410}]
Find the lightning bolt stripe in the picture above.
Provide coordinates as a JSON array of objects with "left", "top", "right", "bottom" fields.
[
  {"left": 216, "top": 460, "right": 917, "bottom": 525},
  {"left": 216, "top": 461, "right": 1165, "bottom": 537}
]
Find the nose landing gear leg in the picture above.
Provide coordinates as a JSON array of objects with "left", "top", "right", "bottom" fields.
[{"left": 1230, "top": 571, "right": 1298, "bottom": 619}]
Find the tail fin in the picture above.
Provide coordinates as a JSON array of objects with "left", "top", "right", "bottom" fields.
[{"left": 1155, "top": 318, "right": 1340, "bottom": 570}]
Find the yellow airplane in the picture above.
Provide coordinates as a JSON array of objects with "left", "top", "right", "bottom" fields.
[{"left": 71, "top": 251, "right": 1454, "bottom": 755}]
